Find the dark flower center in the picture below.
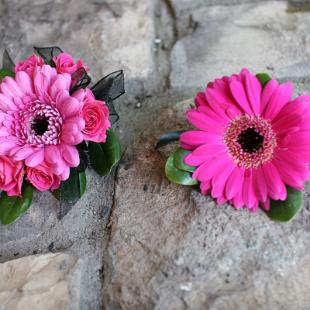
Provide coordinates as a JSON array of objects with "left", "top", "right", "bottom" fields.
[
  {"left": 31, "top": 116, "right": 49, "bottom": 136},
  {"left": 237, "top": 127, "right": 264, "bottom": 154}
]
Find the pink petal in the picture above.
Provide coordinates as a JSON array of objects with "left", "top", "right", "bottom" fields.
[
  {"left": 229, "top": 78, "right": 253, "bottom": 115},
  {"left": 49, "top": 73, "right": 71, "bottom": 99},
  {"left": 260, "top": 199, "right": 270, "bottom": 211},
  {"left": 15, "top": 71, "right": 34, "bottom": 94},
  {"left": 61, "top": 144, "right": 80, "bottom": 167},
  {"left": 192, "top": 152, "right": 226, "bottom": 182},
  {"left": 186, "top": 110, "right": 224, "bottom": 134},
  {"left": 25, "top": 149, "right": 44, "bottom": 167},
  {"left": 1, "top": 77, "right": 23, "bottom": 98},
  {"left": 71, "top": 88, "right": 86, "bottom": 102},
  {"left": 180, "top": 130, "right": 222, "bottom": 147},
  {"left": 0, "top": 93, "right": 17, "bottom": 111},
  {"left": 60, "top": 166, "right": 70, "bottom": 181},
  {"left": 253, "top": 167, "right": 267, "bottom": 202},
  {"left": 261, "top": 79, "right": 278, "bottom": 115},
  {"left": 211, "top": 158, "right": 235, "bottom": 198},
  {"left": 57, "top": 96, "right": 82, "bottom": 119},
  {"left": 200, "top": 181, "right": 211, "bottom": 195},
  {"left": 45, "top": 145, "right": 62, "bottom": 165},
  {"left": 185, "top": 144, "right": 225, "bottom": 166},
  {"left": 0, "top": 139, "right": 19, "bottom": 155},
  {"left": 225, "top": 167, "right": 244, "bottom": 200},
  {"left": 262, "top": 163, "right": 287, "bottom": 201},
  {"left": 205, "top": 88, "right": 232, "bottom": 119},
  {"left": 263, "top": 82, "right": 293, "bottom": 121},
  {"left": 11, "top": 146, "right": 34, "bottom": 161},
  {"left": 245, "top": 72, "right": 262, "bottom": 115},
  {"left": 194, "top": 92, "right": 206, "bottom": 107},
  {"left": 242, "top": 169, "right": 257, "bottom": 209},
  {"left": 273, "top": 158, "right": 308, "bottom": 190}
]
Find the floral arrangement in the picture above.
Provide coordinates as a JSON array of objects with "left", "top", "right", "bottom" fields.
[
  {"left": 157, "top": 69, "right": 310, "bottom": 222},
  {"left": 0, "top": 47, "right": 124, "bottom": 225}
]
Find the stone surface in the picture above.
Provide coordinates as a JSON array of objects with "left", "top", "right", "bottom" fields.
[
  {"left": 1, "top": 0, "right": 310, "bottom": 309},
  {"left": 104, "top": 96, "right": 310, "bottom": 309},
  {"left": 0, "top": 0, "right": 157, "bottom": 97},
  {"left": 0, "top": 253, "right": 81, "bottom": 310},
  {"left": 0, "top": 169, "right": 113, "bottom": 310},
  {"left": 170, "top": 1, "right": 310, "bottom": 91}
]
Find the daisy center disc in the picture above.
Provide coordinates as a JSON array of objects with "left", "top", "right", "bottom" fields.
[
  {"left": 31, "top": 115, "right": 49, "bottom": 136},
  {"left": 224, "top": 115, "right": 277, "bottom": 168}
]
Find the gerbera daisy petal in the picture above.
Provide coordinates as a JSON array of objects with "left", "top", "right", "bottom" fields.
[
  {"left": 10, "top": 145, "right": 34, "bottom": 161},
  {"left": 192, "top": 152, "right": 226, "bottom": 182},
  {"left": 0, "top": 93, "right": 17, "bottom": 111},
  {"left": 211, "top": 158, "right": 235, "bottom": 198},
  {"left": 195, "top": 92, "right": 206, "bottom": 107},
  {"left": 61, "top": 144, "right": 80, "bottom": 167},
  {"left": 242, "top": 170, "right": 257, "bottom": 209},
  {"left": 261, "top": 79, "right": 278, "bottom": 114},
  {"left": 253, "top": 167, "right": 267, "bottom": 202},
  {"left": 15, "top": 71, "right": 34, "bottom": 94},
  {"left": 180, "top": 130, "right": 222, "bottom": 148},
  {"left": 229, "top": 78, "right": 253, "bottom": 115},
  {"left": 244, "top": 72, "right": 262, "bottom": 115},
  {"left": 263, "top": 82, "right": 293, "bottom": 120},
  {"left": 262, "top": 163, "right": 287, "bottom": 201},
  {"left": 185, "top": 144, "right": 225, "bottom": 167},
  {"left": 25, "top": 149, "right": 45, "bottom": 167},
  {"left": 186, "top": 110, "right": 224, "bottom": 134},
  {"left": 2, "top": 77, "right": 23, "bottom": 98},
  {"left": 225, "top": 166, "right": 244, "bottom": 200},
  {"left": 200, "top": 181, "right": 211, "bottom": 195}
]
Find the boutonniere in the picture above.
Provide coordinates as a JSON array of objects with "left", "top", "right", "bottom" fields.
[
  {"left": 157, "top": 69, "right": 309, "bottom": 222},
  {"left": 0, "top": 47, "right": 124, "bottom": 224}
]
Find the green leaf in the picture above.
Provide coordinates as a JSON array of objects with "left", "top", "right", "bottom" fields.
[
  {"left": 54, "top": 168, "right": 86, "bottom": 205},
  {"left": 267, "top": 187, "right": 303, "bottom": 222},
  {"left": 0, "top": 183, "right": 33, "bottom": 225},
  {"left": 165, "top": 154, "right": 198, "bottom": 186},
  {"left": 89, "top": 129, "right": 121, "bottom": 176},
  {"left": 79, "top": 171, "right": 86, "bottom": 196},
  {"left": 0, "top": 69, "right": 14, "bottom": 80},
  {"left": 173, "top": 148, "right": 195, "bottom": 172},
  {"left": 256, "top": 73, "right": 272, "bottom": 87}
]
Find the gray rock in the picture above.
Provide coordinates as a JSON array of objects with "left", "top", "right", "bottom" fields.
[
  {"left": 170, "top": 1, "right": 310, "bottom": 91},
  {"left": 2, "top": 0, "right": 310, "bottom": 309}
]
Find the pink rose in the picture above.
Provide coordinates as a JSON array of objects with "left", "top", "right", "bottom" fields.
[
  {"left": 53, "top": 52, "right": 89, "bottom": 75},
  {"left": 26, "top": 162, "right": 61, "bottom": 192},
  {"left": 0, "top": 156, "right": 24, "bottom": 196},
  {"left": 81, "top": 89, "right": 110, "bottom": 143},
  {"left": 14, "top": 55, "right": 44, "bottom": 76}
]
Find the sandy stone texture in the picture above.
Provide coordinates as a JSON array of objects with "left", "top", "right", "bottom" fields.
[{"left": 0, "top": 253, "right": 81, "bottom": 310}]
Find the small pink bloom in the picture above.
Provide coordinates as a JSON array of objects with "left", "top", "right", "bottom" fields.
[
  {"left": 81, "top": 89, "right": 110, "bottom": 143},
  {"left": 53, "top": 52, "right": 89, "bottom": 75},
  {"left": 26, "top": 161, "right": 61, "bottom": 192},
  {"left": 0, "top": 156, "right": 24, "bottom": 196},
  {"left": 14, "top": 55, "right": 44, "bottom": 76}
]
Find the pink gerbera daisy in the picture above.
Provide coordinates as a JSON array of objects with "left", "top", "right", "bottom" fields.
[
  {"left": 180, "top": 69, "right": 310, "bottom": 211},
  {"left": 0, "top": 64, "right": 86, "bottom": 181}
]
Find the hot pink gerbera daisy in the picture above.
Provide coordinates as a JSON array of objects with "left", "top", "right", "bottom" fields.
[
  {"left": 181, "top": 68, "right": 310, "bottom": 211},
  {"left": 0, "top": 64, "right": 86, "bottom": 181}
]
